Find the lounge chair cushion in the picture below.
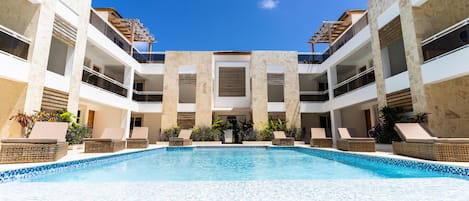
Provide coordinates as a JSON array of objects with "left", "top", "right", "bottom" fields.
[
  {"left": 311, "top": 128, "right": 329, "bottom": 139},
  {"left": 273, "top": 131, "right": 287, "bottom": 139},
  {"left": 1, "top": 138, "right": 63, "bottom": 144},
  {"left": 99, "top": 128, "right": 125, "bottom": 139},
  {"left": 394, "top": 123, "right": 435, "bottom": 141},
  {"left": 29, "top": 122, "right": 68, "bottom": 141},
  {"left": 178, "top": 129, "right": 193, "bottom": 139},
  {"left": 130, "top": 127, "right": 148, "bottom": 139}
]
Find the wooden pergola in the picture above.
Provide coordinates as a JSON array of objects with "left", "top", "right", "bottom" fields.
[
  {"left": 308, "top": 20, "right": 351, "bottom": 53},
  {"left": 95, "top": 8, "right": 157, "bottom": 56},
  {"left": 307, "top": 9, "right": 366, "bottom": 54}
]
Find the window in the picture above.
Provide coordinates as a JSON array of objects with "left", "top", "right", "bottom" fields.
[
  {"left": 267, "top": 74, "right": 284, "bottom": 102},
  {"left": 219, "top": 67, "right": 246, "bottom": 97}
]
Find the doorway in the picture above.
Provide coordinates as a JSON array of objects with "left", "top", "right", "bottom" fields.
[{"left": 87, "top": 110, "right": 95, "bottom": 129}]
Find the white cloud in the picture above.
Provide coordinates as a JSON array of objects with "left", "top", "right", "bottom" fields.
[{"left": 260, "top": 0, "right": 279, "bottom": 10}]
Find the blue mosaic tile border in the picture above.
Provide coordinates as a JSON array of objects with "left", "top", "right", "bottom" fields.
[
  {"left": 289, "top": 147, "right": 469, "bottom": 179},
  {"left": 0, "top": 147, "right": 165, "bottom": 183}
]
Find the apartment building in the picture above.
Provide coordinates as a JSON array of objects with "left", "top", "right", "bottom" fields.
[{"left": 0, "top": 0, "right": 467, "bottom": 145}]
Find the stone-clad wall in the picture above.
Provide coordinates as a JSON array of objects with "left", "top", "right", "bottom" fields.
[
  {"left": 414, "top": 0, "right": 469, "bottom": 40},
  {"left": 368, "top": 0, "right": 398, "bottom": 108},
  {"left": 250, "top": 51, "right": 300, "bottom": 131},
  {"left": 161, "top": 52, "right": 212, "bottom": 130},
  {"left": 425, "top": 75, "right": 469, "bottom": 138}
]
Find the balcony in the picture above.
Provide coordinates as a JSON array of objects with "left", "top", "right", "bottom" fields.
[
  {"left": 304, "top": 13, "right": 369, "bottom": 64},
  {"left": 132, "top": 50, "right": 165, "bottom": 63},
  {"left": 132, "top": 90, "right": 163, "bottom": 102},
  {"left": 0, "top": 25, "right": 30, "bottom": 60},
  {"left": 333, "top": 67, "right": 375, "bottom": 97},
  {"left": 422, "top": 18, "right": 468, "bottom": 62},
  {"left": 81, "top": 66, "right": 128, "bottom": 97},
  {"left": 89, "top": 9, "right": 131, "bottom": 54},
  {"left": 300, "top": 90, "right": 329, "bottom": 101}
]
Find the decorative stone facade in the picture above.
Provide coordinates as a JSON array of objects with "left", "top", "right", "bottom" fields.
[{"left": 425, "top": 75, "right": 469, "bottom": 138}]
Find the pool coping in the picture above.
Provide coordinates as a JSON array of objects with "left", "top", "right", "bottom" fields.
[{"left": 1, "top": 145, "right": 469, "bottom": 183}]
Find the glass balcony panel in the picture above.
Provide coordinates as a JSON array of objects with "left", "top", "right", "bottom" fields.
[
  {"left": 422, "top": 20, "right": 468, "bottom": 62},
  {"left": 0, "top": 26, "right": 30, "bottom": 60},
  {"left": 82, "top": 66, "right": 128, "bottom": 97}
]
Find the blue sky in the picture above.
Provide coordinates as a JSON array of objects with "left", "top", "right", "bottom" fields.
[{"left": 92, "top": 0, "right": 368, "bottom": 52}]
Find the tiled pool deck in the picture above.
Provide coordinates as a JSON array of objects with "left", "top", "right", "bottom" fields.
[{"left": 1, "top": 142, "right": 469, "bottom": 201}]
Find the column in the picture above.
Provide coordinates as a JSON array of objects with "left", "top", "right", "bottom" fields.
[
  {"left": 250, "top": 52, "right": 269, "bottom": 131},
  {"left": 399, "top": 0, "right": 427, "bottom": 114},
  {"left": 23, "top": 0, "right": 57, "bottom": 113},
  {"left": 368, "top": 3, "right": 388, "bottom": 109},
  {"left": 161, "top": 52, "right": 180, "bottom": 129},
  {"left": 330, "top": 109, "right": 342, "bottom": 146},
  {"left": 327, "top": 66, "right": 337, "bottom": 100},
  {"left": 195, "top": 52, "right": 213, "bottom": 128},
  {"left": 67, "top": 0, "right": 92, "bottom": 114},
  {"left": 124, "top": 66, "right": 135, "bottom": 99},
  {"left": 283, "top": 52, "right": 301, "bottom": 129},
  {"left": 121, "top": 109, "right": 132, "bottom": 139}
]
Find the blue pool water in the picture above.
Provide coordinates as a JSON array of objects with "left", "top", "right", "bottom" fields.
[{"left": 28, "top": 147, "right": 449, "bottom": 182}]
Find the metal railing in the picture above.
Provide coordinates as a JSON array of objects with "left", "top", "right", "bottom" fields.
[
  {"left": 300, "top": 13, "right": 369, "bottom": 64},
  {"left": 81, "top": 66, "right": 128, "bottom": 97},
  {"left": 89, "top": 9, "right": 131, "bottom": 54},
  {"left": 422, "top": 18, "right": 468, "bottom": 62},
  {"left": 132, "top": 90, "right": 163, "bottom": 102},
  {"left": 0, "top": 25, "right": 31, "bottom": 60},
  {"left": 333, "top": 67, "right": 375, "bottom": 97},
  {"left": 132, "top": 50, "right": 165, "bottom": 63},
  {"left": 299, "top": 90, "right": 329, "bottom": 101}
]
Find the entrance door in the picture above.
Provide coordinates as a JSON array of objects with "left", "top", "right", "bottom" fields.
[
  {"left": 364, "top": 109, "right": 372, "bottom": 136},
  {"left": 87, "top": 110, "right": 95, "bottom": 129}
]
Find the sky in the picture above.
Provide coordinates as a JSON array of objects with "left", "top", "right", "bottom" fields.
[{"left": 92, "top": 0, "right": 368, "bottom": 52}]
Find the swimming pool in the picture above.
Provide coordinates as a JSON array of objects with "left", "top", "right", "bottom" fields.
[
  {"left": 20, "top": 146, "right": 465, "bottom": 182},
  {"left": 2, "top": 146, "right": 469, "bottom": 200}
]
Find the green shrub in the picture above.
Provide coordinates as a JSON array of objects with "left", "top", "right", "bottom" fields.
[
  {"left": 161, "top": 126, "right": 181, "bottom": 141},
  {"left": 192, "top": 127, "right": 220, "bottom": 141},
  {"left": 258, "top": 119, "right": 288, "bottom": 141},
  {"left": 370, "top": 106, "right": 428, "bottom": 144},
  {"left": 66, "top": 124, "right": 91, "bottom": 145}
]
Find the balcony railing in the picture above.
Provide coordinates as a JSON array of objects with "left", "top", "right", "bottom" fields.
[
  {"left": 300, "top": 90, "right": 329, "bottom": 101},
  {"left": 333, "top": 67, "right": 375, "bottom": 97},
  {"left": 422, "top": 18, "right": 468, "bottom": 62},
  {"left": 300, "top": 13, "right": 369, "bottom": 64},
  {"left": 0, "top": 25, "right": 30, "bottom": 60},
  {"left": 89, "top": 9, "right": 131, "bottom": 54},
  {"left": 298, "top": 53, "right": 329, "bottom": 64},
  {"left": 81, "top": 66, "right": 128, "bottom": 97},
  {"left": 329, "top": 13, "right": 369, "bottom": 54},
  {"left": 132, "top": 90, "right": 163, "bottom": 102},
  {"left": 132, "top": 50, "right": 165, "bottom": 63}
]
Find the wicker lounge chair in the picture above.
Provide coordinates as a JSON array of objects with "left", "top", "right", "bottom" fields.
[
  {"left": 0, "top": 122, "right": 69, "bottom": 164},
  {"left": 169, "top": 129, "right": 192, "bottom": 146},
  {"left": 272, "top": 131, "right": 294, "bottom": 146},
  {"left": 310, "top": 128, "right": 332, "bottom": 148},
  {"left": 337, "top": 128, "right": 376, "bottom": 152},
  {"left": 126, "top": 127, "right": 149, "bottom": 148},
  {"left": 83, "top": 128, "right": 126, "bottom": 153},
  {"left": 393, "top": 123, "right": 469, "bottom": 162}
]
